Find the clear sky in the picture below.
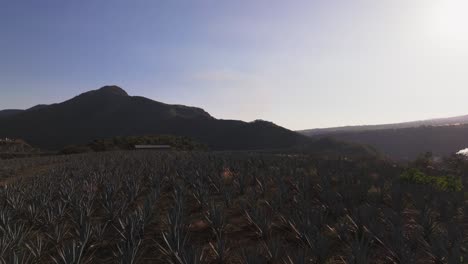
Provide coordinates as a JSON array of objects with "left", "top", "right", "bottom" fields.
[{"left": 2, "top": 0, "right": 468, "bottom": 130}]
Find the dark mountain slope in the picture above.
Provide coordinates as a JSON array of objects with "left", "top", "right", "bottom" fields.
[
  {"left": 0, "top": 109, "right": 23, "bottom": 118},
  {"left": 299, "top": 114, "right": 468, "bottom": 136},
  {"left": 0, "top": 86, "right": 309, "bottom": 150},
  {"left": 0, "top": 105, "right": 50, "bottom": 119},
  {"left": 27, "top": 104, "right": 50, "bottom": 111},
  {"left": 313, "top": 124, "right": 468, "bottom": 160}
]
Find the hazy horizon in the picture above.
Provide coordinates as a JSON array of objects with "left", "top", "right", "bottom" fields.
[{"left": 2, "top": 0, "right": 468, "bottom": 130}]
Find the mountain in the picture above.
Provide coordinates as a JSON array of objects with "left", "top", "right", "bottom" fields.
[
  {"left": 290, "top": 137, "right": 381, "bottom": 159},
  {"left": 322, "top": 125, "right": 468, "bottom": 160},
  {"left": 0, "top": 109, "right": 23, "bottom": 118},
  {"left": 27, "top": 104, "right": 50, "bottom": 111},
  {"left": 0, "top": 86, "right": 309, "bottom": 150},
  {"left": 0, "top": 104, "right": 50, "bottom": 118},
  {"left": 299, "top": 114, "right": 468, "bottom": 136},
  {"left": 300, "top": 122, "right": 468, "bottom": 160}
]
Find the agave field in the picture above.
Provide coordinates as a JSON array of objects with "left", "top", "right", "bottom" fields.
[{"left": 0, "top": 151, "right": 467, "bottom": 263}]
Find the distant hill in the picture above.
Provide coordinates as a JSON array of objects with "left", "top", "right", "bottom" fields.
[
  {"left": 0, "top": 105, "right": 50, "bottom": 118},
  {"left": 298, "top": 114, "right": 468, "bottom": 160},
  {"left": 0, "top": 109, "right": 23, "bottom": 118},
  {"left": 291, "top": 137, "right": 382, "bottom": 159},
  {"left": 0, "top": 86, "right": 309, "bottom": 151},
  {"left": 301, "top": 124, "right": 468, "bottom": 160},
  {"left": 299, "top": 115, "right": 468, "bottom": 136}
]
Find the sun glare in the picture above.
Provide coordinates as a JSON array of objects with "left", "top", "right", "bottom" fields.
[{"left": 426, "top": 0, "right": 468, "bottom": 45}]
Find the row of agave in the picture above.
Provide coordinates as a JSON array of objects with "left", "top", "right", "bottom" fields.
[{"left": 0, "top": 151, "right": 467, "bottom": 263}]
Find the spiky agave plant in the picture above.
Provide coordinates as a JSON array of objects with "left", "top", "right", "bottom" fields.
[
  {"left": 52, "top": 240, "right": 94, "bottom": 264},
  {"left": 244, "top": 206, "right": 272, "bottom": 240},
  {"left": 177, "top": 244, "right": 204, "bottom": 264},
  {"left": 3, "top": 221, "right": 31, "bottom": 254},
  {"left": 221, "top": 185, "right": 234, "bottom": 209},
  {"left": 424, "top": 220, "right": 464, "bottom": 264},
  {"left": 25, "top": 235, "right": 46, "bottom": 262},
  {"left": 42, "top": 199, "right": 68, "bottom": 226},
  {"left": 234, "top": 169, "right": 247, "bottom": 196},
  {"left": 209, "top": 231, "right": 230, "bottom": 263},
  {"left": 25, "top": 200, "right": 42, "bottom": 225},
  {"left": 289, "top": 207, "right": 331, "bottom": 264},
  {"left": 0, "top": 234, "right": 13, "bottom": 264},
  {"left": 100, "top": 183, "right": 128, "bottom": 221},
  {"left": 283, "top": 247, "right": 311, "bottom": 264},
  {"left": 242, "top": 246, "right": 267, "bottom": 264},
  {"left": 418, "top": 206, "right": 439, "bottom": 243},
  {"left": 52, "top": 204, "right": 94, "bottom": 264},
  {"left": 447, "top": 219, "right": 464, "bottom": 264},
  {"left": 205, "top": 202, "right": 225, "bottom": 238},
  {"left": 91, "top": 221, "right": 108, "bottom": 245},
  {"left": 0, "top": 207, "right": 12, "bottom": 235},
  {"left": 380, "top": 209, "right": 415, "bottom": 264},
  {"left": 47, "top": 222, "right": 70, "bottom": 246},
  {"left": 71, "top": 201, "right": 94, "bottom": 240},
  {"left": 191, "top": 179, "right": 209, "bottom": 209},
  {"left": 5, "top": 188, "right": 24, "bottom": 211},
  {"left": 158, "top": 190, "right": 188, "bottom": 263},
  {"left": 122, "top": 176, "right": 142, "bottom": 205},
  {"left": 339, "top": 207, "right": 378, "bottom": 264},
  {"left": 113, "top": 209, "right": 145, "bottom": 264},
  {"left": 346, "top": 230, "right": 373, "bottom": 264},
  {"left": 3, "top": 250, "right": 32, "bottom": 264},
  {"left": 265, "top": 236, "right": 284, "bottom": 262},
  {"left": 142, "top": 193, "right": 158, "bottom": 226}
]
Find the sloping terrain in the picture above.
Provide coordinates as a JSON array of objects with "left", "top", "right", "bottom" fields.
[
  {"left": 299, "top": 114, "right": 468, "bottom": 136},
  {"left": 305, "top": 124, "right": 468, "bottom": 160},
  {"left": 0, "top": 86, "right": 309, "bottom": 150},
  {"left": 0, "top": 109, "right": 23, "bottom": 118}
]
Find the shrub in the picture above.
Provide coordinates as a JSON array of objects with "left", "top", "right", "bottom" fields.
[{"left": 400, "top": 168, "right": 463, "bottom": 192}]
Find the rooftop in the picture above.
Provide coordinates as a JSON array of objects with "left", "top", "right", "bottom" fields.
[{"left": 134, "top": 145, "right": 172, "bottom": 149}]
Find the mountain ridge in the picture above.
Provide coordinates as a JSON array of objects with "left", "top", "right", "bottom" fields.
[
  {"left": 299, "top": 114, "right": 468, "bottom": 136},
  {"left": 0, "top": 86, "right": 308, "bottom": 151},
  {"left": 0, "top": 104, "right": 52, "bottom": 118},
  {"left": 299, "top": 115, "right": 468, "bottom": 160}
]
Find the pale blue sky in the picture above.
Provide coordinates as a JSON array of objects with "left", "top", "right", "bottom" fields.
[{"left": 2, "top": 0, "right": 468, "bottom": 130}]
